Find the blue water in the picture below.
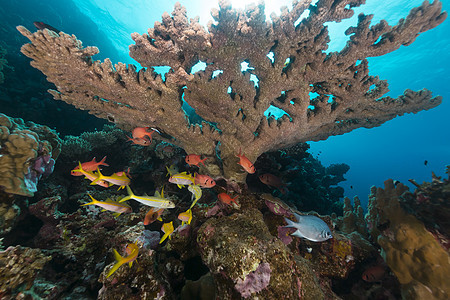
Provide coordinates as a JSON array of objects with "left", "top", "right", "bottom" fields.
[
  {"left": 71, "top": 0, "right": 449, "bottom": 208},
  {"left": 11, "top": 0, "right": 449, "bottom": 208}
]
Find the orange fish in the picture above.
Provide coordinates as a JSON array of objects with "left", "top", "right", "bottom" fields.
[
  {"left": 144, "top": 208, "right": 164, "bottom": 225},
  {"left": 132, "top": 127, "right": 155, "bottom": 141},
  {"left": 185, "top": 154, "right": 207, "bottom": 167},
  {"left": 236, "top": 149, "right": 255, "bottom": 174},
  {"left": 218, "top": 193, "right": 238, "bottom": 206},
  {"left": 194, "top": 173, "right": 216, "bottom": 188},
  {"left": 72, "top": 165, "right": 111, "bottom": 188},
  {"left": 259, "top": 173, "right": 288, "bottom": 194},
  {"left": 127, "top": 136, "right": 151, "bottom": 146},
  {"left": 115, "top": 168, "right": 131, "bottom": 178},
  {"left": 71, "top": 156, "right": 108, "bottom": 176},
  {"left": 362, "top": 265, "right": 386, "bottom": 282}
]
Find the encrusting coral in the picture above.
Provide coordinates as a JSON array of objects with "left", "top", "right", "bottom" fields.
[
  {"left": 366, "top": 179, "right": 450, "bottom": 299},
  {"left": 0, "top": 113, "right": 62, "bottom": 196},
  {"left": 0, "top": 246, "right": 51, "bottom": 297},
  {"left": 16, "top": 0, "right": 446, "bottom": 182}
]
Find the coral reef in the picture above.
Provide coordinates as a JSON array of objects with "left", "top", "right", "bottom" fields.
[
  {"left": 0, "top": 200, "right": 20, "bottom": 236},
  {"left": 366, "top": 179, "right": 450, "bottom": 299},
  {"left": 197, "top": 207, "right": 333, "bottom": 299},
  {"left": 252, "top": 146, "right": 348, "bottom": 215},
  {"left": 17, "top": 0, "right": 446, "bottom": 181},
  {"left": 339, "top": 196, "right": 368, "bottom": 237},
  {"left": 402, "top": 172, "right": 450, "bottom": 247},
  {"left": 0, "top": 113, "right": 62, "bottom": 196},
  {"left": 0, "top": 246, "right": 51, "bottom": 298}
]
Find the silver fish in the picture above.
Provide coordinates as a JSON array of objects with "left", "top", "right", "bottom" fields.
[{"left": 284, "top": 212, "right": 332, "bottom": 242}]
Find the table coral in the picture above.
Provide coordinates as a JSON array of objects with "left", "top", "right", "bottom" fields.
[
  {"left": 17, "top": 0, "right": 446, "bottom": 181},
  {"left": 366, "top": 179, "right": 450, "bottom": 299},
  {"left": 0, "top": 113, "right": 62, "bottom": 196}
]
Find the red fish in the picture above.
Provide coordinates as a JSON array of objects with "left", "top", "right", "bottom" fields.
[
  {"left": 71, "top": 156, "right": 108, "bottom": 176},
  {"left": 127, "top": 136, "right": 151, "bottom": 146},
  {"left": 218, "top": 193, "right": 238, "bottom": 206},
  {"left": 144, "top": 208, "right": 164, "bottom": 225},
  {"left": 259, "top": 173, "right": 288, "bottom": 194},
  {"left": 194, "top": 173, "right": 216, "bottom": 188},
  {"left": 33, "top": 21, "right": 60, "bottom": 33},
  {"left": 185, "top": 154, "right": 207, "bottom": 167},
  {"left": 236, "top": 149, "right": 255, "bottom": 174},
  {"left": 132, "top": 127, "right": 155, "bottom": 142},
  {"left": 362, "top": 265, "right": 386, "bottom": 282}
]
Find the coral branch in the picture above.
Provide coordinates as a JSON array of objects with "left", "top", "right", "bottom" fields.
[{"left": 17, "top": 0, "right": 446, "bottom": 181}]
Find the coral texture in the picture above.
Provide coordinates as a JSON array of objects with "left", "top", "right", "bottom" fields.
[
  {"left": 0, "top": 246, "right": 51, "bottom": 297},
  {"left": 0, "top": 113, "right": 62, "bottom": 196},
  {"left": 17, "top": 0, "right": 446, "bottom": 181},
  {"left": 197, "top": 208, "right": 331, "bottom": 299},
  {"left": 366, "top": 179, "right": 450, "bottom": 299}
]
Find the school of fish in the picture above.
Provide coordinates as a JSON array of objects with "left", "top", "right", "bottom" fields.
[{"left": 70, "top": 126, "right": 333, "bottom": 278}]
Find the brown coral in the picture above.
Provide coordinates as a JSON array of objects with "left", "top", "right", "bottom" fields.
[
  {"left": 0, "top": 113, "right": 62, "bottom": 196},
  {"left": 366, "top": 179, "right": 450, "bottom": 299},
  {"left": 17, "top": 0, "right": 446, "bottom": 181},
  {"left": 0, "top": 246, "right": 51, "bottom": 297},
  {"left": 197, "top": 207, "right": 334, "bottom": 299}
]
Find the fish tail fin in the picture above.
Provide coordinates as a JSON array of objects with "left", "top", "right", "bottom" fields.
[
  {"left": 200, "top": 158, "right": 207, "bottom": 166},
  {"left": 81, "top": 194, "right": 99, "bottom": 206},
  {"left": 118, "top": 195, "right": 132, "bottom": 202},
  {"left": 106, "top": 249, "right": 125, "bottom": 278},
  {"left": 159, "top": 232, "right": 170, "bottom": 244},
  {"left": 284, "top": 217, "right": 296, "bottom": 228},
  {"left": 90, "top": 167, "right": 104, "bottom": 185},
  {"left": 126, "top": 185, "right": 134, "bottom": 196},
  {"left": 231, "top": 196, "right": 239, "bottom": 205},
  {"left": 99, "top": 156, "right": 109, "bottom": 167},
  {"left": 128, "top": 261, "right": 133, "bottom": 268}
]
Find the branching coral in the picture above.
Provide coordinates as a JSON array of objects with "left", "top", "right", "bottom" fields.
[{"left": 17, "top": 0, "right": 446, "bottom": 181}]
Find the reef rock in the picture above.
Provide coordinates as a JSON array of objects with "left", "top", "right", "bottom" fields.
[
  {"left": 197, "top": 208, "right": 336, "bottom": 299},
  {"left": 366, "top": 179, "right": 450, "bottom": 299}
]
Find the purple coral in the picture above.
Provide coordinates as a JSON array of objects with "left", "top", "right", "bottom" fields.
[
  {"left": 265, "top": 199, "right": 293, "bottom": 217},
  {"left": 234, "top": 262, "right": 271, "bottom": 298},
  {"left": 278, "top": 226, "right": 295, "bottom": 245},
  {"left": 24, "top": 154, "right": 55, "bottom": 193}
]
